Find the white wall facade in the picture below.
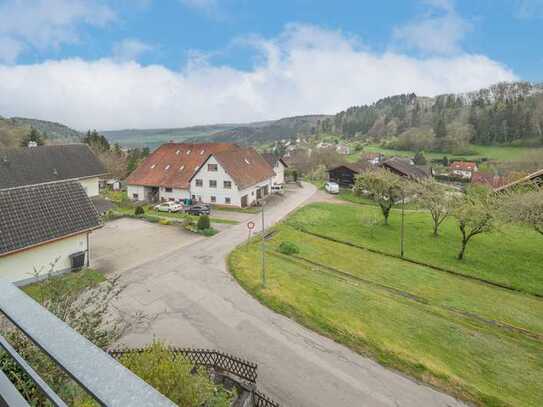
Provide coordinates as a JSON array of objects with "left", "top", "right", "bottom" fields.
[
  {"left": 272, "top": 162, "right": 286, "bottom": 186},
  {"left": 190, "top": 156, "right": 272, "bottom": 207},
  {"left": 0, "top": 234, "right": 89, "bottom": 285},
  {"left": 79, "top": 176, "right": 100, "bottom": 197},
  {"left": 190, "top": 156, "right": 240, "bottom": 206},
  {"left": 159, "top": 187, "right": 190, "bottom": 202}
]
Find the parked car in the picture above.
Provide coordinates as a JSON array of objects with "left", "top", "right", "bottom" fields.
[
  {"left": 185, "top": 203, "right": 211, "bottom": 216},
  {"left": 153, "top": 201, "right": 184, "bottom": 213},
  {"left": 324, "top": 181, "right": 340, "bottom": 194}
]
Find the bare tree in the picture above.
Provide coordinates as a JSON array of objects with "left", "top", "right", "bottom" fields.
[
  {"left": 452, "top": 186, "right": 496, "bottom": 260},
  {"left": 500, "top": 186, "right": 543, "bottom": 236},
  {"left": 354, "top": 169, "right": 403, "bottom": 225},
  {"left": 416, "top": 180, "right": 456, "bottom": 236}
]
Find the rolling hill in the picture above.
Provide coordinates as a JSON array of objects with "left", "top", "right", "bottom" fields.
[{"left": 0, "top": 116, "right": 81, "bottom": 149}]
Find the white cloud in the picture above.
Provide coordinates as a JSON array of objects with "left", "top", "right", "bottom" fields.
[
  {"left": 0, "top": 24, "right": 516, "bottom": 131},
  {"left": 0, "top": 0, "right": 115, "bottom": 63},
  {"left": 393, "top": 0, "right": 471, "bottom": 55},
  {"left": 112, "top": 39, "right": 153, "bottom": 62}
]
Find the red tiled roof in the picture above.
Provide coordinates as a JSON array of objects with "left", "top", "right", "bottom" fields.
[
  {"left": 449, "top": 161, "right": 477, "bottom": 171},
  {"left": 194, "top": 148, "right": 275, "bottom": 190},
  {"left": 471, "top": 172, "right": 507, "bottom": 189},
  {"left": 126, "top": 143, "right": 240, "bottom": 189}
]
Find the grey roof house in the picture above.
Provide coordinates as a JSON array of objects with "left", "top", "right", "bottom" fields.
[
  {"left": 0, "top": 181, "right": 102, "bottom": 284},
  {"left": 0, "top": 144, "right": 106, "bottom": 197}
]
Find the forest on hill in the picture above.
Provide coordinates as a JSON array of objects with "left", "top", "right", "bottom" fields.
[{"left": 317, "top": 82, "right": 543, "bottom": 154}]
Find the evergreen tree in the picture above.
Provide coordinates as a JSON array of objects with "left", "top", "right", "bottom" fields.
[
  {"left": 20, "top": 127, "right": 44, "bottom": 147},
  {"left": 413, "top": 151, "right": 427, "bottom": 165}
]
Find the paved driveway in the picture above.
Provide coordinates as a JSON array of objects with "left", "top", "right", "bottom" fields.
[
  {"left": 91, "top": 218, "right": 203, "bottom": 274},
  {"left": 112, "top": 184, "right": 465, "bottom": 407}
]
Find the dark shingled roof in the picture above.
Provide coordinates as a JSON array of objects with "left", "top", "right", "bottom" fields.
[
  {"left": 0, "top": 182, "right": 102, "bottom": 256},
  {"left": 0, "top": 144, "right": 106, "bottom": 189},
  {"left": 327, "top": 162, "right": 372, "bottom": 174},
  {"left": 381, "top": 158, "right": 431, "bottom": 180}
]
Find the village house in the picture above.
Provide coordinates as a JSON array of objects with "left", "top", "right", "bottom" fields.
[
  {"left": 0, "top": 144, "right": 106, "bottom": 197},
  {"left": 449, "top": 161, "right": 478, "bottom": 179},
  {"left": 381, "top": 157, "right": 431, "bottom": 180},
  {"left": 335, "top": 144, "right": 351, "bottom": 155},
  {"left": 0, "top": 181, "right": 102, "bottom": 284},
  {"left": 327, "top": 162, "right": 371, "bottom": 187},
  {"left": 126, "top": 143, "right": 240, "bottom": 202},
  {"left": 126, "top": 143, "right": 275, "bottom": 207},
  {"left": 262, "top": 153, "right": 288, "bottom": 191},
  {"left": 189, "top": 148, "right": 275, "bottom": 207},
  {"left": 362, "top": 152, "right": 385, "bottom": 165}
]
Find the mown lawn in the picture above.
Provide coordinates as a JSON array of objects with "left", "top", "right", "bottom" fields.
[
  {"left": 229, "top": 223, "right": 543, "bottom": 406},
  {"left": 345, "top": 144, "right": 543, "bottom": 163},
  {"left": 286, "top": 203, "right": 543, "bottom": 296}
]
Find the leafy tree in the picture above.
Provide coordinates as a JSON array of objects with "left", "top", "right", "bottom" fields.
[
  {"left": 416, "top": 180, "right": 455, "bottom": 236},
  {"left": 433, "top": 115, "right": 447, "bottom": 139},
  {"left": 413, "top": 151, "right": 427, "bottom": 165},
  {"left": 354, "top": 169, "right": 403, "bottom": 225},
  {"left": 452, "top": 187, "right": 496, "bottom": 260},
  {"left": 20, "top": 127, "right": 44, "bottom": 147}
]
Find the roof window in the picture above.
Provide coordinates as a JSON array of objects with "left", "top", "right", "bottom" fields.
[
  {"left": 151, "top": 164, "right": 156, "bottom": 169},
  {"left": 165, "top": 165, "right": 170, "bottom": 170},
  {"left": 244, "top": 158, "right": 251, "bottom": 165},
  {"left": 176, "top": 150, "right": 181, "bottom": 155},
  {"left": 200, "top": 150, "right": 205, "bottom": 155},
  {"left": 179, "top": 165, "right": 185, "bottom": 171},
  {"left": 186, "top": 150, "right": 191, "bottom": 155}
]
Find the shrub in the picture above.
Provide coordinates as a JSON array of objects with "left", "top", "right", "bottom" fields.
[
  {"left": 278, "top": 241, "right": 300, "bottom": 255},
  {"left": 200, "top": 228, "right": 218, "bottom": 237},
  {"left": 144, "top": 215, "right": 159, "bottom": 223},
  {"left": 197, "top": 215, "right": 210, "bottom": 230},
  {"left": 159, "top": 219, "right": 171, "bottom": 226},
  {"left": 118, "top": 341, "right": 233, "bottom": 407},
  {"left": 134, "top": 206, "right": 145, "bottom": 216}
]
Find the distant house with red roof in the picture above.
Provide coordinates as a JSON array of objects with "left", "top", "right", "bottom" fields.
[
  {"left": 362, "top": 152, "right": 385, "bottom": 165},
  {"left": 126, "top": 143, "right": 274, "bottom": 207},
  {"left": 449, "top": 161, "right": 478, "bottom": 179}
]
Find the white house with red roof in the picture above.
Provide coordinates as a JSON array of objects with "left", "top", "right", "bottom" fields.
[{"left": 449, "top": 161, "right": 479, "bottom": 179}]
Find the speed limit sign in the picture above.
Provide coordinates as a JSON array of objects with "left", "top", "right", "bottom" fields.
[{"left": 247, "top": 221, "right": 255, "bottom": 230}]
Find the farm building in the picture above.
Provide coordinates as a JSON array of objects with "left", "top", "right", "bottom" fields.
[{"left": 327, "top": 162, "right": 371, "bottom": 187}]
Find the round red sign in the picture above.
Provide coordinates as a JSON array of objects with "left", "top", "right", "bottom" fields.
[{"left": 247, "top": 221, "right": 256, "bottom": 230}]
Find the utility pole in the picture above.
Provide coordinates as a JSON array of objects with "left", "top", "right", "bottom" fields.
[
  {"left": 261, "top": 201, "right": 266, "bottom": 289},
  {"left": 400, "top": 191, "right": 405, "bottom": 258}
]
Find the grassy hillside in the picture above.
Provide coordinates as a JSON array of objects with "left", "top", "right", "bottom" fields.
[
  {"left": 0, "top": 116, "right": 81, "bottom": 149},
  {"left": 229, "top": 202, "right": 543, "bottom": 406}
]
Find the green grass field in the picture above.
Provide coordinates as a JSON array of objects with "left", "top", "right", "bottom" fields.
[
  {"left": 286, "top": 203, "right": 543, "bottom": 296},
  {"left": 346, "top": 144, "right": 543, "bottom": 163},
  {"left": 23, "top": 269, "right": 105, "bottom": 301},
  {"left": 229, "top": 203, "right": 543, "bottom": 406}
]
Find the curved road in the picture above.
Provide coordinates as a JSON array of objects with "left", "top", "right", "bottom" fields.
[{"left": 116, "top": 183, "right": 465, "bottom": 407}]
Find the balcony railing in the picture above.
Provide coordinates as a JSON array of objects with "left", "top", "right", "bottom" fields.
[{"left": 0, "top": 279, "right": 176, "bottom": 407}]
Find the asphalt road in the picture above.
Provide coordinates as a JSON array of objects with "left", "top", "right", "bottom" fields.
[{"left": 114, "top": 183, "right": 466, "bottom": 407}]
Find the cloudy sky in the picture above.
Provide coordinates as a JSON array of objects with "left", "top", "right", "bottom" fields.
[{"left": 0, "top": 0, "right": 541, "bottom": 130}]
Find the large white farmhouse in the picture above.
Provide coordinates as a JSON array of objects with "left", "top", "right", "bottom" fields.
[
  {"left": 0, "top": 181, "right": 102, "bottom": 284},
  {"left": 126, "top": 143, "right": 275, "bottom": 208},
  {"left": 0, "top": 144, "right": 107, "bottom": 197},
  {"left": 189, "top": 148, "right": 275, "bottom": 207}
]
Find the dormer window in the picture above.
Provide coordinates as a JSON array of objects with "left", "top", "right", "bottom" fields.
[
  {"left": 151, "top": 164, "right": 156, "bottom": 169},
  {"left": 186, "top": 150, "right": 191, "bottom": 155},
  {"left": 179, "top": 165, "right": 185, "bottom": 171},
  {"left": 200, "top": 150, "right": 205, "bottom": 155},
  {"left": 165, "top": 165, "right": 170, "bottom": 170},
  {"left": 244, "top": 158, "right": 250, "bottom": 165},
  {"left": 176, "top": 150, "right": 181, "bottom": 155}
]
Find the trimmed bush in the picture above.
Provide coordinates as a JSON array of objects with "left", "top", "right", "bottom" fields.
[
  {"left": 200, "top": 228, "right": 218, "bottom": 237},
  {"left": 278, "top": 241, "right": 300, "bottom": 255},
  {"left": 134, "top": 206, "right": 145, "bottom": 216},
  {"left": 159, "top": 219, "right": 171, "bottom": 226},
  {"left": 197, "top": 215, "right": 210, "bottom": 230}
]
